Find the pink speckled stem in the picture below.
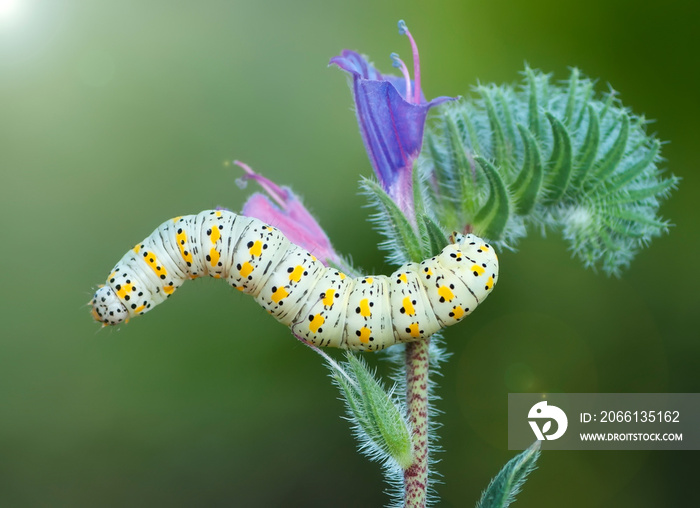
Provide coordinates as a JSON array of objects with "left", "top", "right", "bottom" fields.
[{"left": 404, "top": 338, "right": 430, "bottom": 507}]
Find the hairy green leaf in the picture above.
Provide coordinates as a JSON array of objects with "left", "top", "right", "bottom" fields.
[
  {"left": 476, "top": 441, "right": 541, "bottom": 508},
  {"left": 473, "top": 156, "right": 511, "bottom": 239},
  {"left": 419, "top": 213, "right": 449, "bottom": 258},
  {"left": 361, "top": 178, "right": 422, "bottom": 265},
  {"left": 543, "top": 112, "right": 573, "bottom": 204},
  {"left": 570, "top": 104, "right": 600, "bottom": 190},
  {"left": 591, "top": 112, "right": 629, "bottom": 183},
  {"left": 512, "top": 124, "right": 543, "bottom": 215},
  {"left": 424, "top": 67, "right": 677, "bottom": 274},
  {"left": 329, "top": 353, "right": 414, "bottom": 471}
]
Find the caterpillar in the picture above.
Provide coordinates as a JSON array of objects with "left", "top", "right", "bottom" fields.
[{"left": 90, "top": 210, "right": 498, "bottom": 351}]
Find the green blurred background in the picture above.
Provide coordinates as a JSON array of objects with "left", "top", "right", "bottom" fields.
[{"left": 1, "top": 0, "right": 698, "bottom": 506}]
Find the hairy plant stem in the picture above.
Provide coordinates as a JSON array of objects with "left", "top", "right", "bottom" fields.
[{"left": 404, "top": 338, "right": 430, "bottom": 507}]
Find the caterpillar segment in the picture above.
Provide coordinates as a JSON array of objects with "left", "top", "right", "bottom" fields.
[
  {"left": 288, "top": 268, "right": 354, "bottom": 348},
  {"left": 91, "top": 210, "right": 499, "bottom": 350},
  {"left": 389, "top": 264, "right": 442, "bottom": 341}
]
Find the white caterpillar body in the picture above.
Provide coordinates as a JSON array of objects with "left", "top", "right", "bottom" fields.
[{"left": 91, "top": 210, "right": 498, "bottom": 351}]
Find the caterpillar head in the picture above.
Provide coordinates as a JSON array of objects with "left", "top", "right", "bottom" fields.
[
  {"left": 454, "top": 233, "right": 498, "bottom": 262},
  {"left": 91, "top": 286, "right": 129, "bottom": 326},
  {"left": 441, "top": 232, "right": 499, "bottom": 294}
]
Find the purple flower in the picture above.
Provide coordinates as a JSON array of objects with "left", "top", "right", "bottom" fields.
[
  {"left": 236, "top": 161, "right": 342, "bottom": 266},
  {"left": 330, "top": 20, "right": 455, "bottom": 224}
]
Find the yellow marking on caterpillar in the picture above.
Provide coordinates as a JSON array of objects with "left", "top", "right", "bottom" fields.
[
  {"left": 239, "top": 261, "right": 254, "bottom": 278},
  {"left": 215, "top": 210, "right": 222, "bottom": 217},
  {"left": 163, "top": 285, "right": 175, "bottom": 295},
  {"left": 424, "top": 267, "right": 433, "bottom": 277},
  {"left": 288, "top": 265, "right": 304, "bottom": 283},
  {"left": 309, "top": 313, "right": 325, "bottom": 333},
  {"left": 364, "top": 277, "right": 374, "bottom": 284},
  {"left": 249, "top": 240, "right": 263, "bottom": 257},
  {"left": 398, "top": 273, "right": 408, "bottom": 284},
  {"left": 471, "top": 264, "right": 485, "bottom": 276},
  {"left": 485, "top": 276, "right": 494, "bottom": 290},
  {"left": 451, "top": 305, "right": 465, "bottom": 319},
  {"left": 143, "top": 251, "right": 167, "bottom": 278},
  {"left": 322, "top": 289, "right": 335, "bottom": 307},
  {"left": 176, "top": 228, "right": 193, "bottom": 265},
  {"left": 407, "top": 323, "right": 420, "bottom": 338},
  {"left": 133, "top": 304, "right": 146, "bottom": 313},
  {"left": 133, "top": 244, "right": 141, "bottom": 254},
  {"left": 359, "top": 298, "right": 372, "bottom": 317},
  {"left": 209, "top": 226, "right": 221, "bottom": 244},
  {"left": 358, "top": 326, "right": 371, "bottom": 344},
  {"left": 480, "top": 244, "right": 490, "bottom": 251},
  {"left": 438, "top": 285, "right": 455, "bottom": 302},
  {"left": 310, "top": 254, "right": 317, "bottom": 261},
  {"left": 116, "top": 283, "right": 134, "bottom": 299},
  {"left": 176, "top": 229, "right": 186, "bottom": 244},
  {"left": 209, "top": 247, "right": 220, "bottom": 267},
  {"left": 271, "top": 286, "right": 289, "bottom": 303},
  {"left": 172, "top": 216, "right": 182, "bottom": 223},
  {"left": 402, "top": 297, "right": 416, "bottom": 316},
  {"left": 338, "top": 272, "right": 346, "bottom": 280}
]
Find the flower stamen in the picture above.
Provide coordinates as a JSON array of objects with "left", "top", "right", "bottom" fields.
[
  {"left": 390, "top": 53, "right": 413, "bottom": 105},
  {"left": 398, "top": 20, "right": 421, "bottom": 104}
]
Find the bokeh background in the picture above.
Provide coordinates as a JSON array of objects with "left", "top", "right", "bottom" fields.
[{"left": 1, "top": 0, "right": 698, "bottom": 506}]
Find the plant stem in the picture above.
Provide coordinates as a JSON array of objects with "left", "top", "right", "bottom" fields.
[{"left": 404, "top": 338, "right": 430, "bottom": 507}]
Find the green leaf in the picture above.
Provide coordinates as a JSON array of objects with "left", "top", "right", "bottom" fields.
[
  {"left": 573, "top": 80, "right": 594, "bottom": 131},
  {"left": 345, "top": 354, "right": 414, "bottom": 470},
  {"left": 443, "top": 114, "right": 481, "bottom": 220},
  {"left": 618, "top": 177, "right": 679, "bottom": 203},
  {"left": 476, "top": 441, "right": 541, "bottom": 508},
  {"left": 512, "top": 124, "right": 544, "bottom": 215},
  {"left": 607, "top": 208, "right": 670, "bottom": 230},
  {"left": 473, "top": 156, "right": 510, "bottom": 239},
  {"left": 543, "top": 112, "right": 574, "bottom": 204},
  {"left": 419, "top": 213, "right": 449, "bottom": 258},
  {"left": 334, "top": 373, "right": 374, "bottom": 435},
  {"left": 599, "top": 88, "right": 617, "bottom": 121},
  {"left": 604, "top": 138, "right": 660, "bottom": 194},
  {"left": 481, "top": 87, "right": 509, "bottom": 171},
  {"left": 361, "top": 178, "right": 422, "bottom": 264},
  {"left": 412, "top": 160, "right": 426, "bottom": 219},
  {"left": 601, "top": 215, "right": 646, "bottom": 238},
  {"left": 426, "top": 131, "right": 449, "bottom": 185},
  {"left": 570, "top": 104, "right": 600, "bottom": 190},
  {"left": 564, "top": 67, "right": 579, "bottom": 127},
  {"left": 592, "top": 113, "right": 629, "bottom": 182},
  {"left": 425, "top": 132, "right": 461, "bottom": 230},
  {"left": 461, "top": 107, "right": 483, "bottom": 156},
  {"left": 497, "top": 88, "right": 518, "bottom": 168},
  {"left": 525, "top": 66, "right": 543, "bottom": 139}
]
